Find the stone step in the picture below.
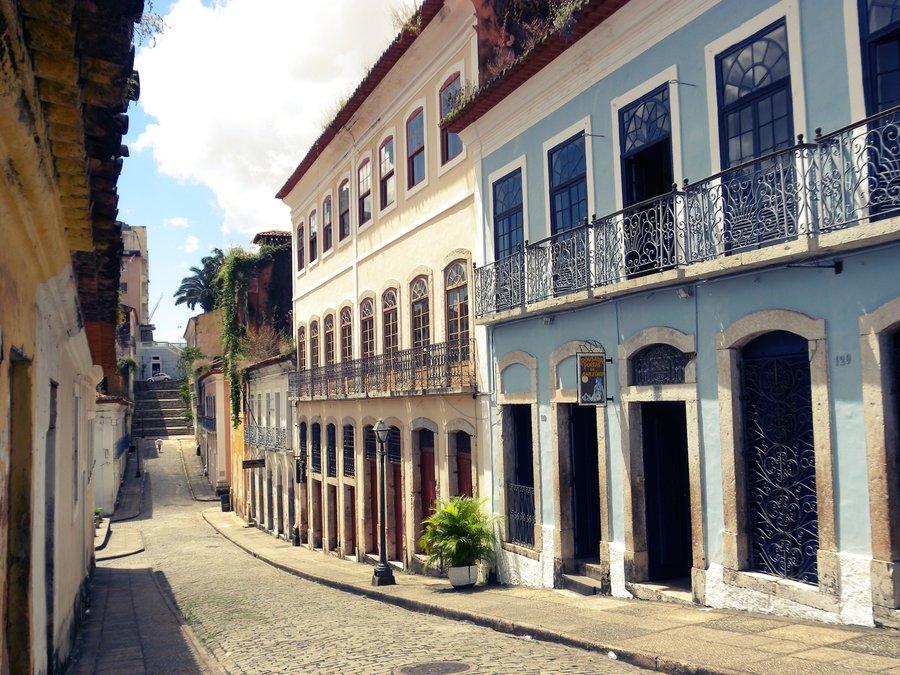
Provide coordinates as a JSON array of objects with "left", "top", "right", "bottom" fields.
[
  {"left": 560, "top": 573, "right": 603, "bottom": 596},
  {"left": 574, "top": 561, "right": 606, "bottom": 584},
  {"left": 134, "top": 410, "right": 190, "bottom": 420}
]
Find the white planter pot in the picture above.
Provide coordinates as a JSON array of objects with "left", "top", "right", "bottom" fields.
[{"left": 448, "top": 565, "right": 477, "bottom": 588}]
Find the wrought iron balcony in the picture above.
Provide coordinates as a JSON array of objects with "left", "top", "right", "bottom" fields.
[
  {"left": 200, "top": 415, "right": 216, "bottom": 431},
  {"left": 475, "top": 107, "right": 900, "bottom": 317},
  {"left": 289, "top": 339, "right": 475, "bottom": 401}
]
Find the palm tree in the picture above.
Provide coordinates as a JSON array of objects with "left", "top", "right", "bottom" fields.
[{"left": 174, "top": 248, "right": 224, "bottom": 312}]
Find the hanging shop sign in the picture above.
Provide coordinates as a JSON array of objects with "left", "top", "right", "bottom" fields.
[
  {"left": 242, "top": 458, "right": 265, "bottom": 469},
  {"left": 577, "top": 351, "right": 608, "bottom": 406}
]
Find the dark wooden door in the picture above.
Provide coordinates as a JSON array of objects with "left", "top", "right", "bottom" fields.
[
  {"left": 367, "top": 458, "right": 377, "bottom": 553},
  {"left": 642, "top": 401, "right": 692, "bottom": 581},
  {"left": 421, "top": 445, "right": 436, "bottom": 517},
  {"left": 392, "top": 462, "right": 404, "bottom": 561},
  {"left": 328, "top": 485, "right": 338, "bottom": 550},
  {"left": 457, "top": 450, "right": 473, "bottom": 498},
  {"left": 570, "top": 405, "right": 600, "bottom": 560}
]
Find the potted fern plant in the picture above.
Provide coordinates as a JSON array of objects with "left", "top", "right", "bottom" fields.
[{"left": 419, "top": 496, "right": 497, "bottom": 588}]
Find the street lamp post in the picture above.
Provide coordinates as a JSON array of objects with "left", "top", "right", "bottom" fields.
[{"left": 371, "top": 419, "right": 396, "bottom": 586}]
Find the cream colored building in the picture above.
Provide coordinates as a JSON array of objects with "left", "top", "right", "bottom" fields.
[
  {"left": 121, "top": 224, "right": 149, "bottom": 325},
  {"left": 278, "top": 0, "right": 480, "bottom": 570}
]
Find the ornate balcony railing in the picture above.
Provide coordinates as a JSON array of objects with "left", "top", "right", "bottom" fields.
[
  {"left": 475, "top": 107, "right": 900, "bottom": 317},
  {"left": 243, "top": 424, "right": 258, "bottom": 446},
  {"left": 289, "top": 339, "right": 475, "bottom": 401},
  {"left": 200, "top": 416, "right": 216, "bottom": 431},
  {"left": 244, "top": 425, "right": 289, "bottom": 450},
  {"left": 506, "top": 482, "right": 535, "bottom": 548}
]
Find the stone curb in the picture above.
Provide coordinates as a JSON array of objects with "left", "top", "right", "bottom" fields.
[
  {"left": 93, "top": 518, "right": 112, "bottom": 551},
  {"left": 110, "top": 470, "right": 146, "bottom": 523},
  {"left": 95, "top": 530, "right": 146, "bottom": 562},
  {"left": 202, "top": 510, "right": 724, "bottom": 675},
  {"left": 179, "top": 447, "right": 220, "bottom": 503}
]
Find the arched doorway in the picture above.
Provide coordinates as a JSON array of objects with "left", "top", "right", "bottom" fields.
[{"left": 741, "top": 330, "right": 817, "bottom": 583}]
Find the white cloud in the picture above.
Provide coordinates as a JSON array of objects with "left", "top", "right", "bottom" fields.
[
  {"left": 181, "top": 234, "right": 200, "bottom": 253},
  {"left": 134, "top": 0, "right": 398, "bottom": 237},
  {"left": 164, "top": 216, "right": 191, "bottom": 229}
]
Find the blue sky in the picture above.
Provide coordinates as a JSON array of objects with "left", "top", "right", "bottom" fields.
[{"left": 121, "top": 0, "right": 397, "bottom": 342}]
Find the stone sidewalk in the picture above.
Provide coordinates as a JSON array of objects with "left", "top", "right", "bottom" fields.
[
  {"left": 204, "top": 509, "right": 900, "bottom": 674},
  {"left": 66, "top": 567, "right": 214, "bottom": 675}
]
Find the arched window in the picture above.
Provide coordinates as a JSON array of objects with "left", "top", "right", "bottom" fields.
[
  {"left": 297, "top": 326, "right": 307, "bottom": 371},
  {"left": 631, "top": 343, "right": 690, "bottom": 386},
  {"left": 380, "top": 137, "right": 396, "bottom": 209},
  {"left": 440, "top": 73, "right": 463, "bottom": 164},
  {"left": 322, "top": 196, "right": 333, "bottom": 252},
  {"left": 410, "top": 276, "right": 430, "bottom": 349},
  {"left": 358, "top": 160, "right": 372, "bottom": 226},
  {"left": 406, "top": 108, "right": 425, "bottom": 189},
  {"left": 296, "top": 223, "right": 305, "bottom": 271},
  {"left": 309, "top": 210, "right": 318, "bottom": 263},
  {"left": 340, "top": 307, "right": 353, "bottom": 361},
  {"left": 382, "top": 289, "right": 398, "bottom": 355},
  {"left": 338, "top": 180, "right": 351, "bottom": 241},
  {"left": 444, "top": 261, "right": 468, "bottom": 346},
  {"left": 324, "top": 313, "right": 335, "bottom": 365},
  {"left": 310, "top": 320, "right": 320, "bottom": 369},
  {"left": 360, "top": 298, "right": 375, "bottom": 358}
]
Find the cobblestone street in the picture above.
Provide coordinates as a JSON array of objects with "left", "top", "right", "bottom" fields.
[{"left": 69, "top": 441, "right": 642, "bottom": 674}]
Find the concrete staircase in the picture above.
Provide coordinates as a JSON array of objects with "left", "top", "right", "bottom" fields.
[{"left": 133, "top": 379, "right": 194, "bottom": 438}]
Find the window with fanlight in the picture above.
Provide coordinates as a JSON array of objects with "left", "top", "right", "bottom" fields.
[
  {"left": 340, "top": 307, "right": 353, "bottom": 362},
  {"left": 360, "top": 298, "right": 375, "bottom": 358},
  {"left": 383, "top": 289, "right": 399, "bottom": 355},
  {"left": 297, "top": 326, "right": 307, "bottom": 371},
  {"left": 324, "top": 313, "right": 335, "bottom": 365},
  {"left": 410, "top": 276, "right": 430, "bottom": 349},
  {"left": 445, "top": 261, "right": 469, "bottom": 346},
  {"left": 310, "top": 320, "right": 320, "bottom": 369}
]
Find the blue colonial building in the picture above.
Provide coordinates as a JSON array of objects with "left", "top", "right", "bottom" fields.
[{"left": 451, "top": 0, "right": 900, "bottom": 626}]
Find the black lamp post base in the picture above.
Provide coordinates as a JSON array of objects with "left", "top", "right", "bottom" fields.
[{"left": 372, "top": 566, "right": 396, "bottom": 586}]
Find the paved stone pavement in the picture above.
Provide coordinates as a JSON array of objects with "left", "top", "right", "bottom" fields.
[{"left": 69, "top": 439, "right": 643, "bottom": 674}]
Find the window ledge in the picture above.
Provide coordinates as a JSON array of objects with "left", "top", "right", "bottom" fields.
[
  {"left": 437, "top": 148, "right": 467, "bottom": 177},
  {"left": 501, "top": 541, "right": 540, "bottom": 560},
  {"left": 723, "top": 568, "right": 838, "bottom": 612},
  {"left": 405, "top": 177, "right": 429, "bottom": 200}
]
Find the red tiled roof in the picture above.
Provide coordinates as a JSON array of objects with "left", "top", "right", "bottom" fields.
[
  {"left": 275, "top": 0, "right": 445, "bottom": 200},
  {"left": 447, "top": 0, "right": 630, "bottom": 133}
]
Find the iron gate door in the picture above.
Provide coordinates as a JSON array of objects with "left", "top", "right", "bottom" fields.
[{"left": 741, "top": 331, "right": 818, "bottom": 584}]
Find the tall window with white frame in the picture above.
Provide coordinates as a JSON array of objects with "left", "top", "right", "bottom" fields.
[
  {"left": 492, "top": 168, "right": 523, "bottom": 261},
  {"left": 340, "top": 307, "right": 352, "bottom": 362},
  {"left": 360, "top": 299, "right": 375, "bottom": 358},
  {"left": 310, "top": 320, "right": 320, "bottom": 369},
  {"left": 296, "top": 223, "right": 304, "bottom": 272},
  {"left": 407, "top": 108, "right": 425, "bottom": 189},
  {"left": 548, "top": 132, "right": 587, "bottom": 234},
  {"left": 716, "top": 20, "right": 793, "bottom": 250},
  {"left": 297, "top": 326, "right": 306, "bottom": 371},
  {"left": 410, "top": 276, "right": 430, "bottom": 349},
  {"left": 445, "top": 261, "right": 469, "bottom": 363},
  {"left": 323, "top": 196, "right": 333, "bottom": 253},
  {"left": 358, "top": 160, "right": 372, "bottom": 226},
  {"left": 324, "top": 313, "right": 335, "bottom": 365},
  {"left": 440, "top": 73, "right": 463, "bottom": 164},
  {"left": 619, "top": 85, "right": 675, "bottom": 277},
  {"left": 382, "top": 289, "right": 399, "bottom": 356},
  {"left": 860, "top": 0, "right": 900, "bottom": 113},
  {"left": 338, "top": 180, "right": 351, "bottom": 241},
  {"left": 380, "top": 137, "right": 396, "bottom": 209},
  {"left": 309, "top": 210, "right": 318, "bottom": 263}
]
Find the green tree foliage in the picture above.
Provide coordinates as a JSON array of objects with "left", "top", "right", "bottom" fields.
[{"left": 174, "top": 248, "right": 224, "bottom": 312}]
